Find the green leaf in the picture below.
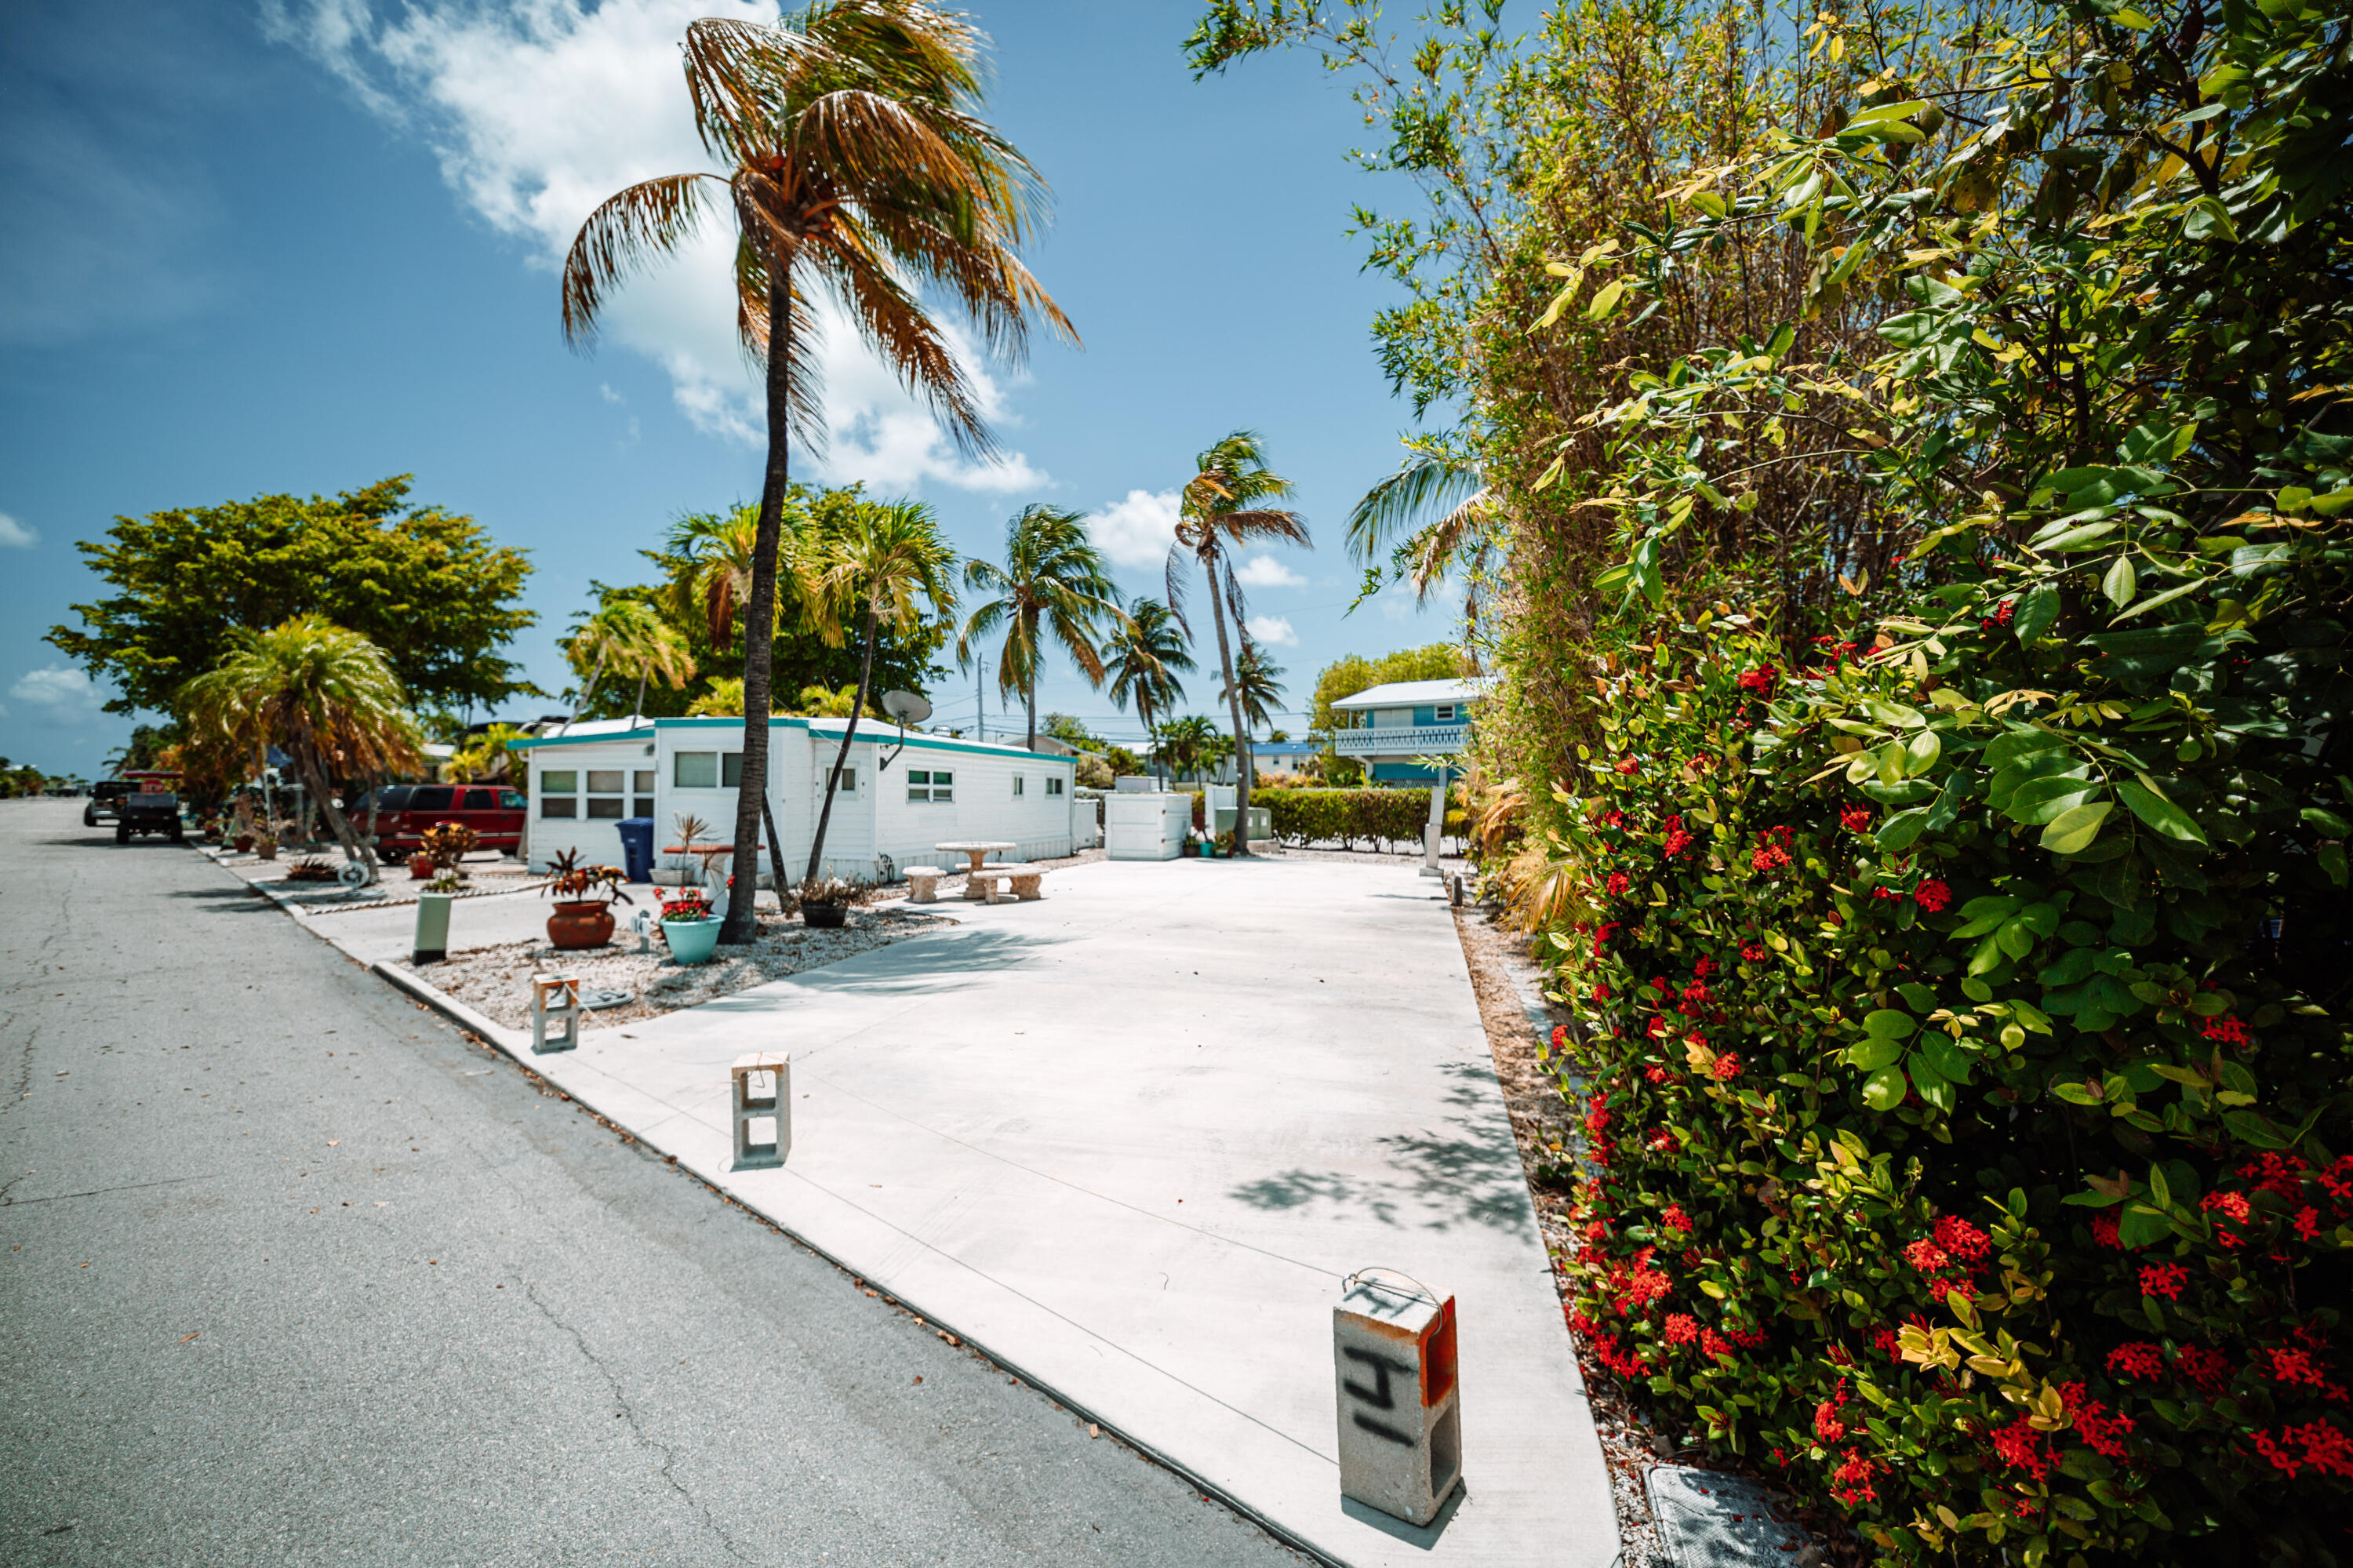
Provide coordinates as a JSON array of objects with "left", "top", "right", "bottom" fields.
[
  {"left": 1848, "top": 1035, "right": 1907, "bottom": 1071},
  {"left": 1984, "top": 729, "right": 2067, "bottom": 772},
  {"left": 1862, "top": 1066, "right": 1909, "bottom": 1110},
  {"left": 2013, "top": 582, "right": 2060, "bottom": 642},
  {"left": 2117, "top": 1203, "right": 2172, "bottom": 1248},
  {"left": 1875, "top": 806, "right": 1931, "bottom": 852},
  {"left": 1585, "top": 278, "right": 1626, "bottom": 322},
  {"left": 1902, "top": 728, "right": 1941, "bottom": 775},
  {"left": 1895, "top": 982, "right": 1939, "bottom": 1012},
  {"left": 1864, "top": 1010, "right": 1917, "bottom": 1039},
  {"left": 2042, "top": 799, "right": 2114, "bottom": 853},
  {"left": 1918, "top": 1035, "right": 1977, "bottom": 1086},
  {"left": 2119, "top": 779, "right": 2209, "bottom": 845},
  {"left": 2103, "top": 555, "right": 2139, "bottom": 607}
]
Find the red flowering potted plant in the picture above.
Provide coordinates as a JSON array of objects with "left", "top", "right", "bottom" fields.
[{"left": 656, "top": 884, "right": 719, "bottom": 964}]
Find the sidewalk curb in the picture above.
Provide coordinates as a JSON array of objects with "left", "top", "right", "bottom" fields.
[{"left": 360, "top": 953, "right": 1347, "bottom": 1568}]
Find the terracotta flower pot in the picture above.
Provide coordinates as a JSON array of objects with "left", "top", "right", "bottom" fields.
[
  {"left": 546, "top": 900, "right": 615, "bottom": 950},
  {"left": 234, "top": 835, "right": 255, "bottom": 853},
  {"left": 409, "top": 854, "right": 435, "bottom": 879}
]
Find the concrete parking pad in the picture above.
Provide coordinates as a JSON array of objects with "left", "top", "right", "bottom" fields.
[{"left": 322, "top": 855, "right": 1617, "bottom": 1567}]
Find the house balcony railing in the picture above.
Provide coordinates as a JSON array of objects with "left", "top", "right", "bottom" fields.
[{"left": 1333, "top": 724, "right": 1470, "bottom": 758}]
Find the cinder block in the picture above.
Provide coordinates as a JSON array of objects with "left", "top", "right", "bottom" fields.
[
  {"left": 1333, "top": 1271, "right": 1461, "bottom": 1527},
  {"left": 530, "top": 973, "right": 580, "bottom": 1054},
  {"left": 731, "top": 1054, "right": 789, "bottom": 1170}
]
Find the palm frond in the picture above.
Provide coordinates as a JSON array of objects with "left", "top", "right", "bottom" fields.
[
  {"left": 1347, "top": 450, "right": 1483, "bottom": 564},
  {"left": 562, "top": 174, "right": 719, "bottom": 347}
]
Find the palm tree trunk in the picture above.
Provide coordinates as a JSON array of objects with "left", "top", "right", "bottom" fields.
[
  {"left": 722, "top": 256, "right": 793, "bottom": 944},
  {"left": 566, "top": 649, "right": 608, "bottom": 733},
  {"left": 1026, "top": 671, "right": 1038, "bottom": 752},
  {"left": 804, "top": 606, "right": 877, "bottom": 887},
  {"left": 631, "top": 664, "right": 649, "bottom": 720},
  {"left": 1200, "top": 553, "right": 1253, "bottom": 855},
  {"left": 295, "top": 747, "right": 376, "bottom": 882}
]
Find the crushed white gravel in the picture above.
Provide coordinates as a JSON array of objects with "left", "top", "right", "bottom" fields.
[{"left": 399, "top": 905, "right": 952, "bottom": 1028}]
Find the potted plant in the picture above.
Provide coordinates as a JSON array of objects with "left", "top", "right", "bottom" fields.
[
  {"left": 408, "top": 852, "right": 435, "bottom": 879},
  {"left": 254, "top": 831, "right": 279, "bottom": 862},
  {"left": 540, "top": 848, "right": 632, "bottom": 949},
  {"left": 420, "top": 820, "right": 478, "bottom": 884},
  {"left": 796, "top": 875, "right": 853, "bottom": 930},
  {"left": 657, "top": 886, "right": 720, "bottom": 964}
]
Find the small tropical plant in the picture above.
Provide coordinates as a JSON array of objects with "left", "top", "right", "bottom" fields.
[
  {"left": 420, "top": 820, "right": 478, "bottom": 877},
  {"left": 540, "top": 848, "right": 633, "bottom": 908}
]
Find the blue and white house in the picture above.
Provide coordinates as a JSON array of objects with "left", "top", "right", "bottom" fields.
[
  {"left": 1329, "top": 676, "right": 1491, "bottom": 875},
  {"left": 507, "top": 715, "right": 1083, "bottom": 882},
  {"left": 1328, "top": 677, "right": 1490, "bottom": 785}
]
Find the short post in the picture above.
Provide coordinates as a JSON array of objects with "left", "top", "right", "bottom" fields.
[
  {"left": 530, "top": 973, "right": 580, "bottom": 1053},
  {"left": 1333, "top": 1269, "right": 1461, "bottom": 1527},
  {"left": 413, "top": 890, "right": 454, "bottom": 964},
  {"left": 731, "top": 1054, "right": 789, "bottom": 1170},
  {"left": 629, "top": 908, "right": 653, "bottom": 955},
  {"left": 1419, "top": 779, "right": 1447, "bottom": 879}
]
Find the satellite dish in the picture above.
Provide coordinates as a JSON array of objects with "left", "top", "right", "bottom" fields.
[{"left": 881, "top": 690, "right": 933, "bottom": 726}]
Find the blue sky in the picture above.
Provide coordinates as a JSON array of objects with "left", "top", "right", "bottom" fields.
[{"left": 0, "top": 0, "right": 1460, "bottom": 779}]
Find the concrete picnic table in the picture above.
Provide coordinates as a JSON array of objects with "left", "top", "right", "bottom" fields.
[{"left": 933, "top": 840, "right": 1016, "bottom": 875}]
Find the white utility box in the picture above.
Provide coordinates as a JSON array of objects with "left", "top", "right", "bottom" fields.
[
  {"left": 1333, "top": 1271, "right": 1462, "bottom": 1527},
  {"left": 1104, "top": 791, "right": 1189, "bottom": 860}
]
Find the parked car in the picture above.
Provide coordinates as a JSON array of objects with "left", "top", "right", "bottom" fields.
[
  {"left": 368, "top": 784, "right": 527, "bottom": 856},
  {"left": 82, "top": 780, "right": 138, "bottom": 826},
  {"left": 117, "top": 786, "right": 184, "bottom": 844}
]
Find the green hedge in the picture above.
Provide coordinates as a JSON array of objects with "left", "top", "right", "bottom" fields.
[{"left": 1187, "top": 787, "right": 1448, "bottom": 850}]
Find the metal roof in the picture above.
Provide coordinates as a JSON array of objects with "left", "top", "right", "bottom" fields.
[{"left": 1328, "top": 676, "right": 1492, "bottom": 711}]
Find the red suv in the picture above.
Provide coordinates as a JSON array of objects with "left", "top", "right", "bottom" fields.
[{"left": 369, "top": 784, "right": 528, "bottom": 855}]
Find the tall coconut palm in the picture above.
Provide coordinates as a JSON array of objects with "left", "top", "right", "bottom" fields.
[
  {"left": 561, "top": 599, "right": 695, "bottom": 727},
  {"left": 957, "top": 504, "right": 1120, "bottom": 752},
  {"left": 562, "top": 2, "right": 1075, "bottom": 944},
  {"left": 797, "top": 498, "right": 956, "bottom": 890},
  {"left": 1107, "top": 595, "right": 1191, "bottom": 786},
  {"left": 179, "top": 616, "right": 424, "bottom": 882},
  {"left": 1167, "top": 431, "right": 1309, "bottom": 856},
  {"left": 1227, "top": 637, "right": 1287, "bottom": 742}
]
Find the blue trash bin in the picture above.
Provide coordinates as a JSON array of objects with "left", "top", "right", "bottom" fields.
[{"left": 616, "top": 817, "right": 655, "bottom": 883}]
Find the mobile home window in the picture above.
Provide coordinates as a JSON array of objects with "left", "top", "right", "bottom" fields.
[
  {"left": 1012, "top": 774, "right": 1025, "bottom": 798},
  {"left": 1435, "top": 704, "right": 1457, "bottom": 722},
  {"left": 585, "top": 769, "right": 625, "bottom": 820},
  {"left": 1047, "top": 776, "right": 1064, "bottom": 797},
  {"left": 907, "top": 768, "right": 954, "bottom": 804},
  {"left": 674, "top": 751, "right": 742, "bottom": 789},
  {"left": 632, "top": 770, "right": 655, "bottom": 817},
  {"left": 540, "top": 770, "right": 577, "bottom": 819}
]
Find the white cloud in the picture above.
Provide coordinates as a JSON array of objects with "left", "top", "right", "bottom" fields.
[
  {"left": 9, "top": 665, "right": 101, "bottom": 718},
  {"left": 1234, "top": 554, "right": 1303, "bottom": 589},
  {"left": 0, "top": 512, "right": 36, "bottom": 548},
  {"left": 1246, "top": 616, "right": 1299, "bottom": 647},
  {"left": 264, "top": 0, "right": 1049, "bottom": 493},
  {"left": 1095, "top": 489, "right": 1181, "bottom": 569}
]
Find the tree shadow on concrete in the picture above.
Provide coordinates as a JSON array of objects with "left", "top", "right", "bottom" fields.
[{"left": 1224, "top": 1069, "right": 1532, "bottom": 1233}]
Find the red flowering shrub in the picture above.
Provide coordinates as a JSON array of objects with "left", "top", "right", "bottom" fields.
[{"left": 1522, "top": 608, "right": 2351, "bottom": 1565}]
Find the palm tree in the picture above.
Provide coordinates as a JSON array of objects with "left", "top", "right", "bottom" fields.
[
  {"left": 179, "top": 616, "right": 424, "bottom": 882},
  {"left": 562, "top": 3, "right": 1075, "bottom": 944},
  {"left": 1107, "top": 595, "right": 1192, "bottom": 786},
  {"left": 1347, "top": 445, "right": 1491, "bottom": 609},
  {"left": 1166, "top": 431, "right": 1310, "bottom": 855},
  {"left": 1227, "top": 637, "right": 1287, "bottom": 744},
  {"left": 797, "top": 498, "right": 956, "bottom": 893},
  {"left": 1155, "top": 714, "right": 1223, "bottom": 784},
  {"left": 958, "top": 504, "right": 1120, "bottom": 751},
  {"left": 561, "top": 599, "right": 694, "bottom": 727}
]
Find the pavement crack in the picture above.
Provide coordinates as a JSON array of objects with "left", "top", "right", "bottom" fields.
[{"left": 518, "top": 1282, "right": 753, "bottom": 1563}]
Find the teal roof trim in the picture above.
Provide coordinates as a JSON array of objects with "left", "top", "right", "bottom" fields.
[
  {"left": 506, "top": 727, "right": 655, "bottom": 752},
  {"left": 508, "top": 716, "right": 1071, "bottom": 767}
]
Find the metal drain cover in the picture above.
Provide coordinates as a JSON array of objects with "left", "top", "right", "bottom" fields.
[{"left": 578, "top": 988, "right": 632, "bottom": 1010}]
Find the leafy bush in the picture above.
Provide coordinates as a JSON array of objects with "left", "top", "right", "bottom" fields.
[
  {"left": 1542, "top": 589, "right": 2348, "bottom": 1565},
  {"left": 1216, "top": 787, "right": 1451, "bottom": 850}
]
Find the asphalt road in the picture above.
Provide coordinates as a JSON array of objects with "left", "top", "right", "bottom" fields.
[{"left": 0, "top": 799, "right": 1299, "bottom": 1567}]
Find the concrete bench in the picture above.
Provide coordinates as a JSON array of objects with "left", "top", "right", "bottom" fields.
[
  {"left": 965, "top": 863, "right": 1045, "bottom": 904},
  {"left": 904, "top": 866, "right": 947, "bottom": 904}
]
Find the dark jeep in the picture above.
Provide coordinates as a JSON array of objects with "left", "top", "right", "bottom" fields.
[
  {"left": 117, "top": 788, "right": 184, "bottom": 844},
  {"left": 82, "top": 780, "right": 137, "bottom": 827}
]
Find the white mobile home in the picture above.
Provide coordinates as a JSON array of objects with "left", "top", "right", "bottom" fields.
[{"left": 509, "top": 715, "right": 1085, "bottom": 882}]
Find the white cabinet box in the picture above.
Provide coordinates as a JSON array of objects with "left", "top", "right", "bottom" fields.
[{"left": 1104, "top": 791, "right": 1189, "bottom": 860}]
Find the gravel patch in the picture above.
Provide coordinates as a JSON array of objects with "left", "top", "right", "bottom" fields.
[{"left": 400, "top": 905, "right": 953, "bottom": 1029}]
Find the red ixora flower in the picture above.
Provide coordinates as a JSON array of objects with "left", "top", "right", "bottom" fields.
[
  {"left": 2175, "top": 1344, "right": 2233, "bottom": 1393},
  {"left": 2268, "top": 1348, "right": 2328, "bottom": 1388},
  {"left": 1606, "top": 871, "right": 1631, "bottom": 895},
  {"left": 1829, "top": 1450, "right": 1877, "bottom": 1505},
  {"left": 2072, "top": 1399, "right": 2135, "bottom": 1461},
  {"left": 2090, "top": 1211, "right": 2128, "bottom": 1250},
  {"left": 1663, "top": 1312, "right": 1699, "bottom": 1345},
  {"left": 1601, "top": 809, "right": 1627, "bottom": 830},
  {"left": 1661, "top": 1203, "right": 1693, "bottom": 1233},
  {"left": 1989, "top": 1416, "right": 2052, "bottom": 1479},
  {"left": 1645, "top": 1064, "right": 1672, "bottom": 1084},
  {"left": 1737, "top": 664, "right": 1779, "bottom": 696},
  {"left": 2140, "top": 1262, "right": 2191, "bottom": 1301},
  {"left": 2108, "top": 1342, "right": 2166, "bottom": 1380},
  {"left": 1615, "top": 756, "right": 1641, "bottom": 776},
  {"left": 1711, "top": 1053, "right": 1741, "bottom": 1081},
  {"left": 1903, "top": 1238, "right": 1950, "bottom": 1274},
  {"left": 2203, "top": 1015, "right": 2251, "bottom": 1046},
  {"left": 1550, "top": 1024, "right": 1569, "bottom": 1051},
  {"left": 1933, "top": 1215, "right": 1991, "bottom": 1264},
  {"left": 1700, "top": 1327, "right": 1734, "bottom": 1360},
  {"left": 1740, "top": 940, "right": 1769, "bottom": 962},
  {"left": 1912, "top": 879, "right": 1951, "bottom": 913},
  {"left": 1814, "top": 1400, "right": 1848, "bottom": 1444},
  {"left": 1838, "top": 803, "right": 1874, "bottom": 834},
  {"left": 1661, "top": 814, "right": 1696, "bottom": 858},
  {"left": 1649, "top": 1129, "right": 1682, "bottom": 1155},
  {"left": 2257, "top": 1421, "right": 2353, "bottom": 1480}
]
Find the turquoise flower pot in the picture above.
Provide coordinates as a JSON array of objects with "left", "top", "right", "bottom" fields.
[{"left": 662, "top": 917, "right": 720, "bottom": 965}]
